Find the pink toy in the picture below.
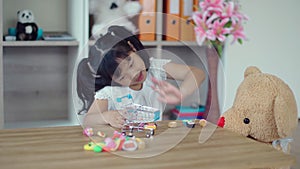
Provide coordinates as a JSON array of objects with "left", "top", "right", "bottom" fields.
[
  {"left": 104, "top": 137, "right": 116, "bottom": 149},
  {"left": 83, "top": 127, "right": 94, "bottom": 137},
  {"left": 122, "top": 140, "right": 138, "bottom": 151},
  {"left": 83, "top": 130, "right": 142, "bottom": 153}
]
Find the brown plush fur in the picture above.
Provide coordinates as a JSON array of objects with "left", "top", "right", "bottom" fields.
[
  {"left": 222, "top": 66, "right": 298, "bottom": 169},
  {"left": 221, "top": 66, "right": 298, "bottom": 144},
  {"left": 220, "top": 66, "right": 298, "bottom": 169}
]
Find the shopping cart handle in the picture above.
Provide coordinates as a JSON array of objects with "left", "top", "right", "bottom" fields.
[
  {"left": 153, "top": 111, "right": 161, "bottom": 121},
  {"left": 116, "top": 94, "right": 133, "bottom": 102}
]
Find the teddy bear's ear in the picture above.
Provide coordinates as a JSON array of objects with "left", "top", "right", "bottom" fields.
[
  {"left": 244, "top": 66, "right": 261, "bottom": 78},
  {"left": 273, "top": 80, "right": 298, "bottom": 138}
]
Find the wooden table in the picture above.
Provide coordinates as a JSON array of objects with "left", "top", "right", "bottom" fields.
[{"left": 0, "top": 121, "right": 295, "bottom": 169}]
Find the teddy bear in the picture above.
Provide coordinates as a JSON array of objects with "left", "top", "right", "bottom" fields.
[
  {"left": 16, "top": 9, "right": 39, "bottom": 41},
  {"left": 89, "top": 0, "right": 141, "bottom": 39},
  {"left": 218, "top": 66, "right": 298, "bottom": 156}
]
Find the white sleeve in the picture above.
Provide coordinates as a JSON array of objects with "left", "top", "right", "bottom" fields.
[{"left": 94, "top": 87, "right": 112, "bottom": 100}]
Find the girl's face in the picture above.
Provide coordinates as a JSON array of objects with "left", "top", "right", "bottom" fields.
[{"left": 112, "top": 52, "right": 147, "bottom": 89}]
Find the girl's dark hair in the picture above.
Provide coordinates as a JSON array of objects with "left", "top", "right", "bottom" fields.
[{"left": 77, "top": 26, "right": 150, "bottom": 114}]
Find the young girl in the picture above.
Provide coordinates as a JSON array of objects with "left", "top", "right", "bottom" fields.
[{"left": 77, "top": 26, "right": 205, "bottom": 128}]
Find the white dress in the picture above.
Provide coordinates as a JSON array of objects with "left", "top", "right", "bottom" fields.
[{"left": 94, "top": 58, "right": 170, "bottom": 121}]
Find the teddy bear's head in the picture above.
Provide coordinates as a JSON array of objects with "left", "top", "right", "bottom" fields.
[
  {"left": 17, "top": 9, "right": 35, "bottom": 23},
  {"left": 89, "top": 0, "right": 141, "bottom": 38},
  {"left": 219, "top": 66, "right": 298, "bottom": 143}
]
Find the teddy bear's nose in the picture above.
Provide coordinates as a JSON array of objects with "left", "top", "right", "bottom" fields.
[
  {"left": 217, "top": 117, "right": 225, "bottom": 128},
  {"left": 110, "top": 2, "right": 118, "bottom": 10}
]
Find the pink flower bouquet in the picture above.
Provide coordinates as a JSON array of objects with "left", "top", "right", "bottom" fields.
[{"left": 192, "top": 0, "right": 248, "bottom": 57}]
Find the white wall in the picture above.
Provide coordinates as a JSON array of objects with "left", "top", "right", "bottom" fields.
[{"left": 223, "top": 0, "right": 300, "bottom": 118}]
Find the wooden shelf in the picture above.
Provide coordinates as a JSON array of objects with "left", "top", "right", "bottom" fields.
[
  {"left": 0, "top": 0, "right": 86, "bottom": 129},
  {"left": 141, "top": 41, "right": 160, "bottom": 46},
  {"left": 160, "top": 41, "right": 199, "bottom": 46},
  {"left": 88, "top": 40, "right": 199, "bottom": 47},
  {"left": 3, "top": 40, "right": 79, "bottom": 47},
  {"left": 88, "top": 40, "right": 160, "bottom": 47},
  {"left": 143, "top": 41, "right": 199, "bottom": 46}
]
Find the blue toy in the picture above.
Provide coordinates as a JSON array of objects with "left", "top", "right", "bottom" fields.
[{"left": 9, "top": 27, "right": 43, "bottom": 40}]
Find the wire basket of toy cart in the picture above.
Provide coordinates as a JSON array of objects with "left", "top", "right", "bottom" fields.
[
  {"left": 115, "top": 94, "right": 160, "bottom": 123},
  {"left": 122, "top": 103, "right": 160, "bottom": 123}
]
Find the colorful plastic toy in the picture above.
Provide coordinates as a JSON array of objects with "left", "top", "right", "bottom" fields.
[
  {"left": 182, "top": 120, "right": 196, "bottom": 128},
  {"left": 83, "top": 127, "right": 94, "bottom": 137},
  {"left": 168, "top": 121, "right": 177, "bottom": 128},
  {"left": 199, "top": 119, "right": 207, "bottom": 127},
  {"left": 122, "top": 140, "right": 138, "bottom": 151},
  {"left": 83, "top": 131, "right": 144, "bottom": 153}
]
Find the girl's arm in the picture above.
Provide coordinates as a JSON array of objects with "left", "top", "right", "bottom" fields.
[
  {"left": 165, "top": 63, "right": 205, "bottom": 99},
  {"left": 152, "top": 62, "right": 205, "bottom": 104},
  {"left": 83, "top": 99, "right": 125, "bottom": 128}
]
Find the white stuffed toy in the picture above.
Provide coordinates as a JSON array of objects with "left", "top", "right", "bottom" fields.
[{"left": 89, "top": 0, "right": 141, "bottom": 39}]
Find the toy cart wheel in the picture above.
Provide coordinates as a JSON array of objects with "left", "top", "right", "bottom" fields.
[
  {"left": 150, "top": 129, "right": 155, "bottom": 135},
  {"left": 145, "top": 129, "right": 154, "bottom": 138},
  {"left": 121, "top": 131, "right": 126, "bottom": 136}
]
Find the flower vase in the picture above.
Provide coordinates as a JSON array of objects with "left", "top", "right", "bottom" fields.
[{"left": 203, "top": 44, "right": 223, "bottom": 124}]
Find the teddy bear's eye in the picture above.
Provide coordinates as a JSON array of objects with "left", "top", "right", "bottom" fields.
[{"left": 243, "top": 118, "right": 250, "bottom": 124}]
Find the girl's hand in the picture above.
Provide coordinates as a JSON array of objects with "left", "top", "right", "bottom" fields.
[
  {"left": 102, "top": 110, "right": 126, "bottom": 128},
  {"left": 151, "top": 77, "right": 182, "bottom": 105}
]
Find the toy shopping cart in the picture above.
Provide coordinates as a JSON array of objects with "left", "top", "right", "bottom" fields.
[
  {"left": 116, "top": 94, "right": 160, "bottom": 123},
  {"left": 122, "top": 103, "right": 160, "bottom": 123},
  {"left": 116, "top": 94, "right": 160, "bottom": 137}
]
